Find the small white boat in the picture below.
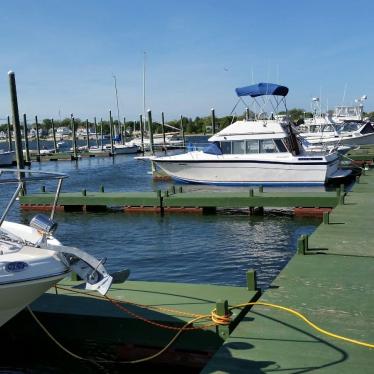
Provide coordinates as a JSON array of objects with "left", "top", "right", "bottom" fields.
[
  {"left": 0, "top": 169, "right": 129, "bottom": 327},
  {"left": 0, "top": 150, "right": 14, "bottom": 166},
  {"left": 151, "top": 83, "right": 350, "bottom": 186},
  {"left": 104, "top": 143, "right": 139, "bottom": 154}
]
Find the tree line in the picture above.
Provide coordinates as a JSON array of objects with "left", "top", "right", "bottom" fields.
[{"left": 1, "top": 109, "right": 374, "bottom": 136}]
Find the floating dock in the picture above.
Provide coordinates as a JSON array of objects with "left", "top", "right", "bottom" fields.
[
  {"left": 19, "top": 187, "right": 345, "bottom": 216},
  {"left": 202, "top": 169, "right": 374, "bottom": 373}
]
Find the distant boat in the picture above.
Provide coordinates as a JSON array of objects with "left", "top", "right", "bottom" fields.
[
  {"left": 297, "top": 96, "right": 374, "bottom": 147},
  {"left": 151, "top": 83, "right": 350, "bottom": 186},
  {"left": 0, "top": 150, "right": 14, "bottom": 166}
]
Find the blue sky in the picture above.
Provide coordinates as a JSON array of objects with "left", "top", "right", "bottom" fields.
[{"left": 1, "top": 0, "right": 374, "bottom": 122}]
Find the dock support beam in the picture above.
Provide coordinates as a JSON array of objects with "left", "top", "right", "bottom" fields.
[{"left": 23, "top": 114, "right": 30, "bottom": 164}]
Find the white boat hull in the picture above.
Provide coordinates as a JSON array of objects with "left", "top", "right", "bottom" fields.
[
  {"left": 304, "top": 132, "right": 374, "bottom": 147},
  {"left": 154, "top": 153, "right": 340, "bottom": 185},
  {"left": 0, "top": 273, "right": 67, "bottom": 327}
]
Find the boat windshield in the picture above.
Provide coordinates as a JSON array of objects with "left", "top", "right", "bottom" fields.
[{"left": 338, "top": 122, "right": 362, "bottom": 133}]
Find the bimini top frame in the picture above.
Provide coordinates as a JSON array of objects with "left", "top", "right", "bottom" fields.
[{"left": 231, "top": 82, "right": 289, "bottom": 120}]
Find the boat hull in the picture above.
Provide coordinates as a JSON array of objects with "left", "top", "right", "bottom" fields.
[
  {"left": 304, "top": 132, "right": 374, "bottom": 147},
  {"left": 0, "top": 151, "right": 14, "bottom": 166},
  {"left": 155, "top": 157, "right": 339, "bottom": 185},
  {"left": 0, "top": 272, "right": 67, "bottom": 327}
]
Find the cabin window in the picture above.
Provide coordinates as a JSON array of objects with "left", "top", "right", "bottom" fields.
[
  {"left": 220, "top": 141, "right": 232, "bottom": 154},
  {"left": 259, "top": 139, "right": 278, "bottom": 153},
  {"left": 274, "top": 139, "right": 288, "bottom": 152},
  {"left": 246, "top": 140, "right": 260, "bottom": 153},
  {"left": 360, "top": 122, "right": 374, "bottom": 135},
  {"left": 232, "top": 141, "right": 246, "bottom": 154}
]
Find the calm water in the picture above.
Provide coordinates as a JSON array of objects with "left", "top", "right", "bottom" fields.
[
  {"left": 0, "top": 138, "right": 321, "bottom": 373},
  {"left": 0, "top": 137, "right": 321, "bottom": 288}
]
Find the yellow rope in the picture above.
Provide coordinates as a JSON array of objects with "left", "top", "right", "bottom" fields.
[
  {"left": 231, "top": 301, "right": 374, "bottom": 349},
  {"left": 27, "top": 287, "right": 373, "bottom": 367}
]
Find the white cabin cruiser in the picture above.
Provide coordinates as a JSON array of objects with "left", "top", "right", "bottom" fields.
[
  {"left": 151, "top": 83, "right": 350, "bottom": 186},
  {"left": 0, "top": 169, "right": 129, "bottom": 327}
]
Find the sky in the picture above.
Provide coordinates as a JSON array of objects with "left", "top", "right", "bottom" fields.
[{"left": 1, "top": 0, "right": 374, "bottom": 123}]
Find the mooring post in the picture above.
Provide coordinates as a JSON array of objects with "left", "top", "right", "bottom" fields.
[
  {"left": 323, "top": 211, "right": 330, "bottom": 224},
  {"left": 82, "top": 189, "right": 86, "bottom": 196},
  {"left": 249, "top": 188, "right": 254, "bottom": 197},
  {"left": 147, "top": 109, "right": 155, "bottom": 155},
  {"left": 161, "top": 112, "right": 166, "bottom": 149},
  {"left": 297, "top": 235, "right": 306, "bottom": 255},
  {"left": 140, "top": 114, "right": 144, "bottom": 152},
  {"left": 180, "top": 115, "right": 186, "bottom": 148},
  {"left": 109, "top": 110, "right": 114, "bottom": 156},
  {"left": 246, "top": 269, "right": 258, "bottom": 291},
  {"left": 339, "top": 183, "right": 345, "bottom": 205},
  {"left": 6, "top": 115, "right": 12, "bottom": 151},
  {"left": 85, "top": 119, "right": 90, "bottom": 150},
  {"left": 51, "top": 118, "right": 57, "bottom": 153},
  {"left": 8, "top": 71, "right": 25, "bottom": 193},
  {"left": 122, "top": 117, "right": 126, "bottom": 144},
  {"left": 99, "top": 185, "right": 104, "bottom": 193},
  {"left": 94, "top": 117, "right": 99, "bottom": 148},
  {"left": 215, "top": 299, "right": 230, "bottom": 340},
  {"left": 211, "top": 108, "right": 216, "bottom": 134},
  {"left": 22, "top": 114, "right": 30, "bottom": 163},
  {"left": 71, "top": 114, "right": 78, "bottom": 159},
  {"left": 259, "top": 185, "right": 263, "bottom": 193},
  {"left": 35, "top": 115, "right": 41, "bottom": 157},
  {"left": 100, "top": 118, "right": 104, "bottom": 150},
  {"left": 178, "top": 186, "right": 183, "bottom": 193}
]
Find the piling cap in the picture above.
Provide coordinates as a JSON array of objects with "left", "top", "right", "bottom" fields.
[{"left": 8, "top": 70, "right": 14, "bottom": 75}]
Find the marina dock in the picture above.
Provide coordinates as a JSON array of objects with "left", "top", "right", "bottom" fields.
[
  {"left": 202, "top": 169, "right": 374, "bottom": 373},
  {"left": 3, "top": 170, "right": 372, "bottom": 372},
  {"left": 19, "top": 188, "right": 345, "bottom": 216}
]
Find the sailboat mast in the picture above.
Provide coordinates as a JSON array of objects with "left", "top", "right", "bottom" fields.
[{"left": 143, "top": 51, "right": 147, "bottom": 136}]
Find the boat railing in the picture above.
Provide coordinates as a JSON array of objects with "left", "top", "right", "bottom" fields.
[{"left": 0, "top": 169, "right": 67, "bottom": 226}]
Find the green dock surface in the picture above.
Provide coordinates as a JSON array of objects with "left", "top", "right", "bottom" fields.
[
  {"left": 202, "top": 169, "right": 374, "bottom": 373},
  {"left": 11, "top": 279, "right": 259, "bottom": 367},
  {"left": 19, "top": 189, "right": 341, "bottom": 210}
]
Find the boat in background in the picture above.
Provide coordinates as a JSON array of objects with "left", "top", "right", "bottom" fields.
[
  {"left": 0, "top": 150, "right": 14, "bottom": 166},
  {"left": 0, "top": 169, "right": 129, "bottom": 327},
  {"left": 297, "top": 96, "right": 374, "bottom": 147},
  {"left": 151, "top": 83, "right": 350, "bottom": 186}
]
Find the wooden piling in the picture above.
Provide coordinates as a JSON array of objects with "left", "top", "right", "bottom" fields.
[
  {"left": 161, "top": 112, "right": 166, "bottom": 147},
  {"left": 180, "top": 115, "right": 186, "bottom": 148},
  {"left": 8, "top": 71, "right": 25, "bottom": 192},
  {"left": 147, "top": 110, "right": 154, "bottom": 155},
  {"left": 22, "top": 114, "right": 30, "bottom": 163},
  {"left": 85, "top": 119, "right": 90, "bottom": 149},
  {"left": 35, "top": 115, "right": 41, "bottom": 156},
  {"left": 94, "top": 117, "right": 99, "bottom": 148},
  {"left": 100, "top": 118, "right": 104, "bottom": 150},
  {"left": 211, "top": 108, "right": 216, "bottom": 134},
  {"left": 6, "top": 115, "right": 12, "bottom": 151},
  {"left": 109, "top": 111, "right": 114, "bottom": 155},
  {"left": 122, "top": 117, "right": 126, "bottom": 145},
  {"left": 71, "top": 115, "right": 78, "bottom": 159},
  {"left": 51, "top": 118, "right": 57, "bottom": 153}
]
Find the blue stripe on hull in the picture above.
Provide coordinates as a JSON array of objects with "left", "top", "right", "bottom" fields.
[{"left": 171, "top": 175, "right": 325, "bottom": 186}]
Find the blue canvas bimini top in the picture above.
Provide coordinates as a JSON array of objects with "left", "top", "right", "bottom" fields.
[{"left": 235, "top": 83, "right": 289, "bottom": 97}]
